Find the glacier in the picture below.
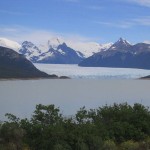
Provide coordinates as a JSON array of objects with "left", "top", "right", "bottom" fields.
[{"left": 34, "top": 64, "right": 150, "bottom": 79}]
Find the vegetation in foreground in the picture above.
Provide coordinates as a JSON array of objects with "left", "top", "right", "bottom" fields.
[{"left": 1, "top": 103, "right": 150, "bottom": 150}]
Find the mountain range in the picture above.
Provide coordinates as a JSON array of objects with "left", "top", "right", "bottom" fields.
[
  {"left": 79, "top": 38, "right": 150, "bottom": 70},
  {"left": 1, "top": 37, "right": 150, "bottom": 70},
  {"left": 0, "top": 38, "right": 112, "bottom": 64},
  {"left": 20, "top": 40, "right": 84, "bottom": 64}
]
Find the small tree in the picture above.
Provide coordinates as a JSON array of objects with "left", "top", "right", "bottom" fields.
[{"left": 31, "top": 104, "right": 63, "bottom": 126}]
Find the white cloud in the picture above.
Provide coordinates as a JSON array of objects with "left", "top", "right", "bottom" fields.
[
  {"left": 124, "top": 0, "right": 150, "bottom": 7},
  {"left": 0, "top": 10, "right": 29, "bottom": 15},
  {"left": 0, "top": 26, "right": 59, "bottom": 44},
  {"left": 61, "top": 0, "right": 79, "bottom": 2},
  {"left": 0, "top": 25, "right": 98, "bottom": 45},
  {"left": 133, "top": 16, "right": 150, "bottom": 26},
  {"left": 96, "top": 16, "right": 150, "bottom": 28},
  {"left": 87, "top": 6, "right": 103, "bottom": 10},
  {"left": 0, "top": 25, "right": 104, "bottom": 57},
  {"left": 96, "top": 21, "right": 133, "bottom": 28}
]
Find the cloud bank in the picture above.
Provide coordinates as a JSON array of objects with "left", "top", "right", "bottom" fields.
[{"left": 0, "top": 25, "right": 100, "bottom": 48}]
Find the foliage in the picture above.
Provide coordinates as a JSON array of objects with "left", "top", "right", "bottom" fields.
[
  {"left": 120, "top": 140, "right": 139, "bottom": 150},
  {"left": 102, "top": 140, "right": 117, "bottom": 150},
  {"left": 1, "top": 103, "right": 150, "bottom": 150},
  {"left": 0, "top": 114, "right": 25, "bottom": 150}
]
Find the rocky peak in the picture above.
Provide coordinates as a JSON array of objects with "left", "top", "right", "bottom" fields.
[
  {"left": 116, "top": 38, "right": 131, "bottom": 46},
  {"left": 108, "top": 38, "right": 132, "bottom": 51},
  {"left": 22, "top": 41, "right": 36, "bottom": 48},
  {"left": 20, "top": 41, "right": 41, "bottom": 56}
]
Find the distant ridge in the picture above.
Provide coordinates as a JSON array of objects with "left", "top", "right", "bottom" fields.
[{"left": 79, "top": 38, "right": 150, "bottom": 70}]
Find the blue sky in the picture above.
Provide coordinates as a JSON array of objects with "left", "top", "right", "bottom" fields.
[{"left": 0, "top": 0, "right": 150, "bottom": 44}]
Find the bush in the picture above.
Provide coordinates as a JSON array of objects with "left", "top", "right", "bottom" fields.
[
  {"left": 102, "top": 140, "right": 117, "bottom": 150},
  {"left": 138, "top": 137, "right": 150, "bottom": 150},
  {"left": 1, "top": 103, "right": 150, "bottom": 150},
  {"left": 120, "top": 140, "right": 139, "bottom": 150}
]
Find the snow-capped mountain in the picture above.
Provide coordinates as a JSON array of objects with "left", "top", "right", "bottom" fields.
[
  {"left": 99, "top": 43, "right": 114, "bottom": 51},
  {"left": 38, "top": 37, "right": 113, "bottom": 58},
  {"left": 79, "top": 38, "right": 150, "bottom": 69},
  {"left": 19, "top": 39, "right": 84, "bottom": 64},
  {"left": 115, "top": 37, "right": 131, "bottom": 46},
  {"left": 19, "top": 41, "right": 42, "bottom": 62},
  {"left": 107, "top": 38, "right": 132, "bottom": 51},
  {"left": 37, "top": 42, "right": 84, "bottom": 64},
  {"left": 67, "top": 41, "right": 113, "bottom": 58},
  {"left": 0, "top": 37, "right": 112, "bottom": 64},
  {"left": 0, "top": 38, "right": 21, "bottom": 51}
]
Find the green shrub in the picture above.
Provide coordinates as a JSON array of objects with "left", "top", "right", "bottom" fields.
[
  {"left": 138, "top": 137, "right": 150, "bottom": 150},
  {"left": 120, "top": 140, "right": 139, "bottom": 150},
  {"left": 102, "top": 140, "right": 117, "bottom": 150},
  {"left": 103, "top": 140, "right": 117, "bottom": 150}
]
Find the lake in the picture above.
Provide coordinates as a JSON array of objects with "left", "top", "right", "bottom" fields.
[
  {"left": 35, "top": 64, "right": 150, "bottom": 79},
  {"left": 0, "top": 79, "right": 150, "bottom": 121}
]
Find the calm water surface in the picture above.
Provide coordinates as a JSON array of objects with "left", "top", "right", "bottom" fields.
[{"left": 0, "top": 79, "right": 150, "bottom": 120}]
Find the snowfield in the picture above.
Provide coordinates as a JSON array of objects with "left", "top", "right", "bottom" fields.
[
  {"left": 0, "top": 38, "right": 21, "bottom": 51},
  {"left": 34, "top": 64, "right": 150, "bottom": 79}
]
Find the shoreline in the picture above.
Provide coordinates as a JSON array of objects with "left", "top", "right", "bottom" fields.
[{"left": 0, "top": 77, "right": 149, "bottom": 81}]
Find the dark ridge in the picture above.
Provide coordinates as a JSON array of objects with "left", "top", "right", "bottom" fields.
[{"left": 0, "top": 46, "right": 59, "bottom": 79}]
